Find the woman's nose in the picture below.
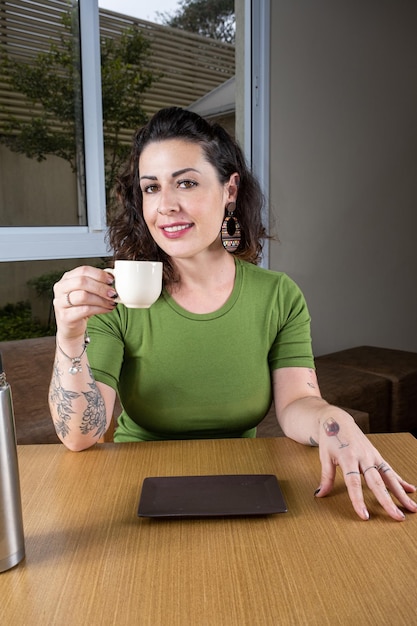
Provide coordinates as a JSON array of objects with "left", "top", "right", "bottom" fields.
[{"left": 156, "top": 187, "right": 179, "bottom": 215}]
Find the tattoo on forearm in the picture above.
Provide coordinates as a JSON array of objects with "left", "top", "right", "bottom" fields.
[
  {"left": 50, "top": 362, "right": 81, "bottom": 439},
  {"left": 50, "top": 362, "right": 107, "bottom": 440},
  {"left": 307, "top": 369, "right": 316, "bottom": 389},
  {"left": 80, "top": 370, "right": 107, "bottom": 438},
  {"left": 323, "top": 417, "right": 349, "bottom": 449}
]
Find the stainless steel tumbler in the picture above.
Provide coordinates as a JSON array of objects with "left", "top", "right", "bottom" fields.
[{"left": 0, "top": 353, "right": 25, "bottom": 573}]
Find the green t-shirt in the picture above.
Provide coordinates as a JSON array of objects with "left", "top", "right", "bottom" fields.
[{"left": 87, "top": 258, "right": 314, "bottom": 442}]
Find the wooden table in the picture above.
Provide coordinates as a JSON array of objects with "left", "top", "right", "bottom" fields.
[{"left": 1, "top": 434, "right": 417, "bottom": 625}]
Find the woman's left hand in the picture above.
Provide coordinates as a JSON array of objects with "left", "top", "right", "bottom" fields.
[
  {"left": 274, "top": 367, "right": 417, "bottom": 521},
  {"left": 314, "top": 414, "right": 417, "bottom": 520}
]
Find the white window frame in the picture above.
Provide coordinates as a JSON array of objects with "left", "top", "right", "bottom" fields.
[
  {"left": 0, "top": 0, "right": 269, "bottom": 264},
  {"left": 245, "top": 0, "right": 270, "bottom": 268},
  {"left": 0, "top": 0, "right": 107, "bottom": 262}
]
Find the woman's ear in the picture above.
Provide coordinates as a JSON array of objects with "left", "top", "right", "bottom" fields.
[{"left": 227, "top": 172, "right": 240, "bottom": 202}]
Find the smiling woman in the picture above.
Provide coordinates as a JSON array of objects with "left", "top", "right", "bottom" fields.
[
  {"left": 139, "top": 139, "right": 237, "bottom": 263},
  {"left": 109, "top": 107, "right": 265, "bottom": 286},
  {"left": 47, "top": 106, "right": 417, "bottom": 524}
]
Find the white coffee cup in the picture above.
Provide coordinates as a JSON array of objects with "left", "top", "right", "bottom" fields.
[{"left": 104, "top": 261, "right": 163, "bottom": 309}]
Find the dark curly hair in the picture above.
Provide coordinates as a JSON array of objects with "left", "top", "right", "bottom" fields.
[{"left": 108, "top": 107, "right": 268, "bottom": 285}]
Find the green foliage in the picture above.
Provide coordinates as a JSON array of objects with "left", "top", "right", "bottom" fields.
[
  {"left": 0, "top": 302, "right": 54, "bottom": 341},
  {"left": 1, "top": 117, "right": 76, "bottom": 166},
  {"left": 0, "top": 11, "right": 156, "bottom": 201},
  {"left": 159, "top": 0, "right": 235, "bottom": 44},
  {"left": 0, "top": 11, "right": 84, "bottom": 172},
  {"left": 27, "top": 271, "right": 65, "bottom": 299},
  {"left": 100, "top": 25, "right": 156, "bottom": 193}
]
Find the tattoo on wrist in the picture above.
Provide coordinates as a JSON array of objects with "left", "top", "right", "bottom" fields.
[{"left": 323, "top": 417, "right": 349, "bottom": 449}]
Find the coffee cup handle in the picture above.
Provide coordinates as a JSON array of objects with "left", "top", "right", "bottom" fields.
[{"left": 103, "top": 268, "right": 120, "bottom": 303}]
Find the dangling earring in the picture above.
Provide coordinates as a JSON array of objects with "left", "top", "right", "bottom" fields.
[{"left": 221, "top": 202, "right": 241, "bottom": 252}]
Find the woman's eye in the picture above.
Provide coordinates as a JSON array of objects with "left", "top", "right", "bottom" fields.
[
  {"left": 178, "top": 179, "right": 197, "bottom": 189},
  {"left": 143, "top": 184, "right": 159, "bottom": 194}
]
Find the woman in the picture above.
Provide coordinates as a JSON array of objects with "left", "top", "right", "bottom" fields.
[{"left": 50, "top": 107, "right": 416, "bottom": 521}]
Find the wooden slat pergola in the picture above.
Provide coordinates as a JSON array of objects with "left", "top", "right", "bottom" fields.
[{"left": 0, "top": 0, "right": 236, "bottom": 140}]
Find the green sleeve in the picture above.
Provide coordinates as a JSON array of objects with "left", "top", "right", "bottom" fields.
[{"left": 268, "top": 273, "right": 315, "bottom": 370}]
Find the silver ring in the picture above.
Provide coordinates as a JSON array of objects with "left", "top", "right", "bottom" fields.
[
  {"left": 66, "top": 291, "right": 74, "bottom": 307},
  {"left": 363, "top": 465, "right": 378, "bottom": 476},
  {"left": 345, "top": 471, "right": 361, "bottom": 476},
  {"left": 377, "top": 462, "right": 391, "bottom": 474}
]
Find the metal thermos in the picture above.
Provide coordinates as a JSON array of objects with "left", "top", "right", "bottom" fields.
[{"left": 0, "top": 353, "right": 25, "bottom": 572}]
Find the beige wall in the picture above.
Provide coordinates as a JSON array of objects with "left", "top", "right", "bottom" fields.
[
  {"left": 0, "top": 146, "right": 79, "bottom": 226},
  {"left": 268, "top": 0, "right": 417, "bottom": 355}
]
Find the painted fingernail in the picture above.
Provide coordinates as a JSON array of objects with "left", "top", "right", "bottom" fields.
[
  {"left": 314, "top": 487, "right": 321, "bottom": 496},
  {"left": 108, "top": 290, "right": 118, "bottom": 298},
  {"left": 363, "top": 507, "right": 370, "bottom": 520}
]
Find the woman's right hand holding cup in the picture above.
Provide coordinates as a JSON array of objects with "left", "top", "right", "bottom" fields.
[
  {"left": 50, "top": 266, "right": 118, "bottom": 450},
  {"left": 53, "top": 266, "right": 118, "bottom": 341}
]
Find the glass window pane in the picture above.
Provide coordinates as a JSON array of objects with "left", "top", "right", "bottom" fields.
[
  {"left": 0, "top": 1, "right": 241, "bottom": 339},
  {"left": 0, "top": 0, "right": 86, "bottom": 227},
  {"left": 98, "top": 4, "right": 236, "bottom": 194}
]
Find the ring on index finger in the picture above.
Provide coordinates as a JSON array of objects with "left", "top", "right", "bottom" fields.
[
  {"left": 66, "top": 291, "right": 74, "bottom": 307},
  {"left": 363, "top": 465, "right": 378, "bottom": 476},
  {"left": 377, "top": 462, "right": 391, "bottom": 474}
]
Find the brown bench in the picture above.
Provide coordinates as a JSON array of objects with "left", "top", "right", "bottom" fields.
[
  {"left": 1, "top": 336, "right": 59, "bottom": 444},
  {"left": 258, "top": 347, "right": 417, "bottom": 437},
  {"left": 316, "top": 346, "right": 417, "bottom": 434}
]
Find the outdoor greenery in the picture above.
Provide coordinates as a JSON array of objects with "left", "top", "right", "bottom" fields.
[
  {"left": 0, "top": 302, "right": 54, "bottom": 341},
  {"left": 0, "top": 270, "right": 64, "bottom": 340},
  {"left": 159, "top": 0, "right": 235, "bottom": 44},
  {"left": 27, "top": 271, "right": 66, "bottom": 299},
  {"left": 0, "top": 11, "right": 156, "bottom": 204}
]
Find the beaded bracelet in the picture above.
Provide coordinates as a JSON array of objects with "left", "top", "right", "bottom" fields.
[{"left": 57, "top": 332, "right": 90, "bottom": 375}]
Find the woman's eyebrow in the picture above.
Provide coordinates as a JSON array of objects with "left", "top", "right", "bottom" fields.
[
  {"left": 140, "top": 167, "right": 200, "bottom": 181},
  {"left": 171, "top": 167, "right": 200, "bottom": 177}
]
